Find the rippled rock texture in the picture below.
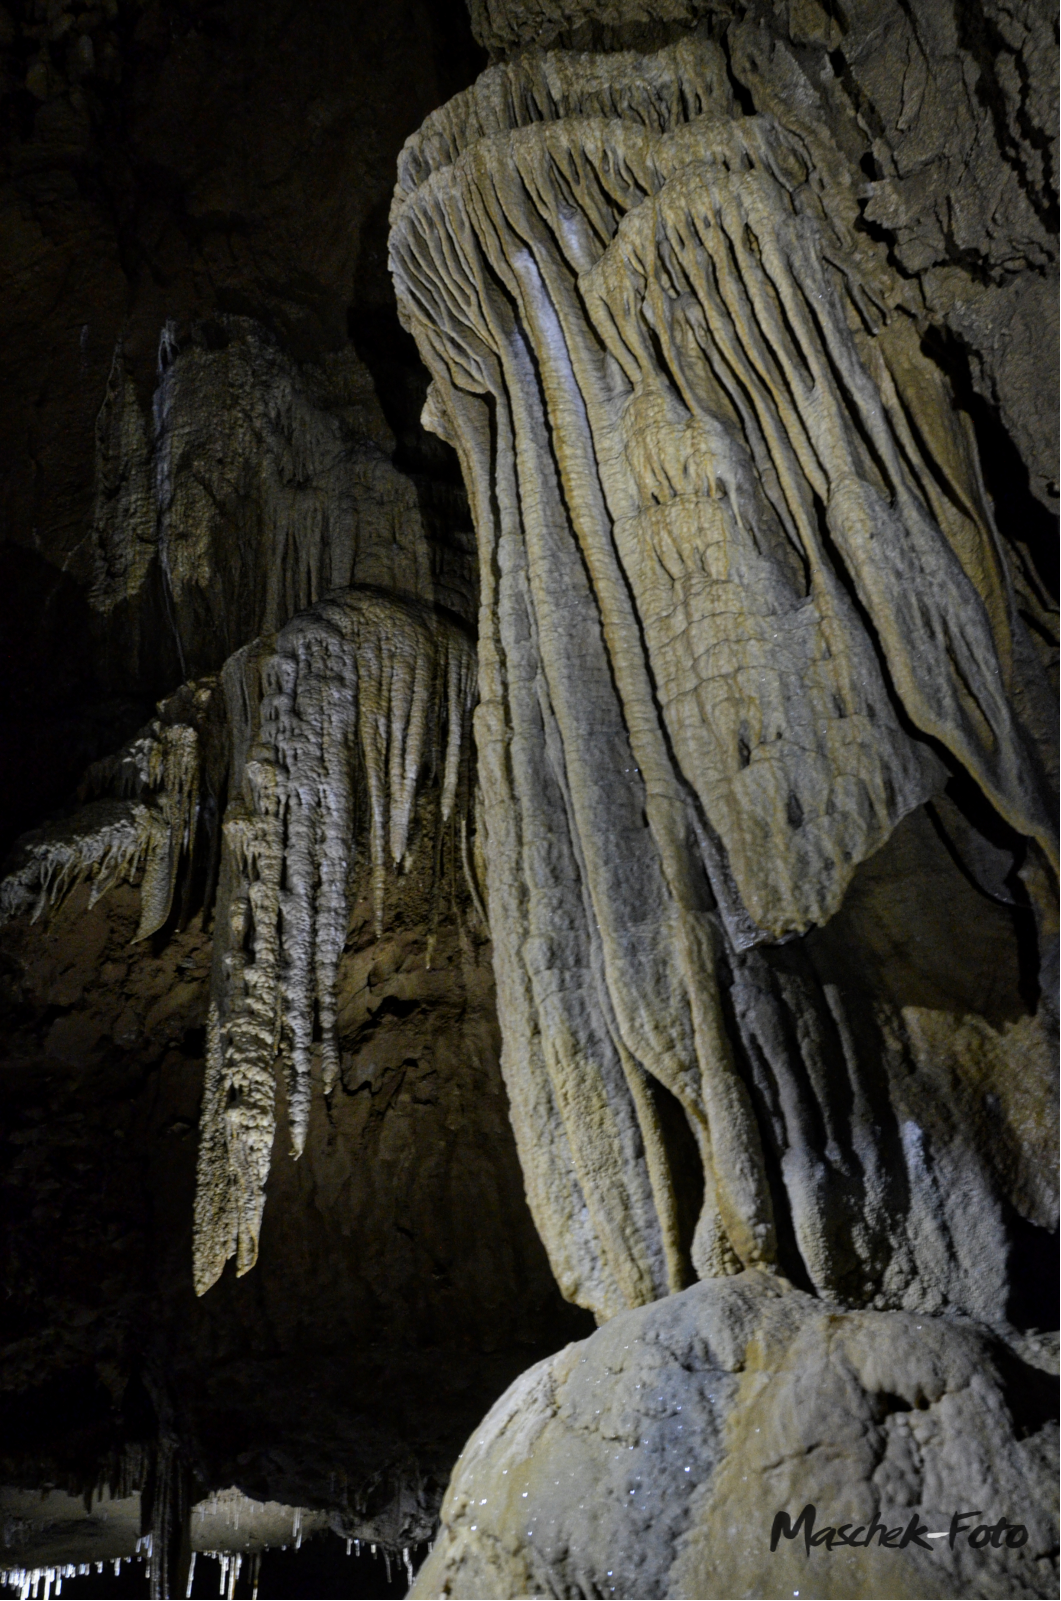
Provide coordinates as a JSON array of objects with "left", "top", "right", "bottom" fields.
[
  {"left": 389, "top": 16, "right": 1057, "bottom": 1330},
  {"left": 387, "top": 9, "right": 1057, "bottom": 1591},
  {"left": 0, "top": 0, "right": 1056, "bottom": 1594}
]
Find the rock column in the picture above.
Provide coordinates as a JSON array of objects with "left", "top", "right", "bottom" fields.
[{"left": 389, "top": 37, "right": 1057, "bottom": 1321}]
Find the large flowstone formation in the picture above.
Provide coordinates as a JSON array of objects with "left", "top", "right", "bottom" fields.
[
  {"left": 389, "top": 32, "right": 1057, "bottom": 1329},
  {"left": 194, "top": 587, "right": 477, "bottom": 1293}
]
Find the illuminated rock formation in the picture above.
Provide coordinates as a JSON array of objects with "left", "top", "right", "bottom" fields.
[
  {"left": 194, "top": 588, "right": 477, "bottom": 1294},
  {"left": 1, "top": 585, "right": 479, "bottom": 1297},
  {"left": 88, "top": 318, "right": 476, "bottom": 684},
  {"left": 389, "top": 34, "right": 1057, "bottom": 1323},
  {"left": 0, "top": 1, "right": 1056, "bottom": 1591},
  {"left": 0, "top": 720, "right": 199, "bottom": 944},
  {"left": 412, "top": 1269, "right": 1058, "bottom": 1600}
]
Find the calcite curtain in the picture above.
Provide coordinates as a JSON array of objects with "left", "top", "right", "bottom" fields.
[
  {"left": 1, "top": 582, "right": 481, "bottom": 1299},
  {"left": 389, "top": 41, "right": 1057, "bottom": 1321}
]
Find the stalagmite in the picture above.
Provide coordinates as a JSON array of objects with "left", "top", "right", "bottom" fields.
[{"left": 389, "top": 38, "right": 1058, "bottom": 1322}]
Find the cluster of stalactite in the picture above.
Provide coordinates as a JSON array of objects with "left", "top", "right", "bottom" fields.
[
  {"left": 194, "top": 588, "right": 477, "bottom": 1295},
  {"left": 1, "top": 38, "right": 1054, "bottom": 1334},
  {"left": 0, "top": 588, "right": 477, "bottom": 1299},
  {"left": 88, "top": 318, "right": 474, "bottom": 684},
  {"left": 389, "top": 39, "right": 1058, "bottom": 1322},
  {"left": 0, "top": 720, "right": 200, "bottom": 944}
]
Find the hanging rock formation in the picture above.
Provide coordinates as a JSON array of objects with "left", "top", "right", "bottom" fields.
[
  {"left": 88, "top": 317, "right": 477, "bottom": 685},
  {"left": 194, "top": 587, "right": 477, "bottom": 1294},
  {"left": 0, "top": 582, "right": 583, "bottom": 1561},
  {"left": 2, "top": 585, "right": 480, "bottom": 1297},
  {"left": 0, "top": 0, "right": 1057, "bottom": 1592},
  {"left": 0, "top": 719, "right": 200, "bottom": 944},
  {"left": 389, "top": 20, "right": 1058, "bottom": 1328},
  {"left": 388, "top": 4, "right": 1058, "bottom": 1594}
]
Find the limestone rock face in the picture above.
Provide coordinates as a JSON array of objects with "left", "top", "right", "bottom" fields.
[
  {"left": 413, "top": 1272, "right": 1060, "bottom": 1600},
  {"left": 0, "top": 0, "right": 1057, "bottom": 1590},
  {"left": 88, "top": 319, "right": 478, "bottom": 684},
  {"left": 466, "top": 0, "right": 711, "bottom": 57},
  {"left": 390, "top": 32, "right": 1057, "bottom": 1326}
]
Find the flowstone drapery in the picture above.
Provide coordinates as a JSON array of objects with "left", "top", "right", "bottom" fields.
[{"left": 389, "top": 40, "right": 1058, "bottom": 1322}]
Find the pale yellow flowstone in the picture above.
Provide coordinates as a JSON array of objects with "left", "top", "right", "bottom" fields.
[
  {"left": 389, "top": 33, "right": 1059, "bottom": 1330},
  {"left": 412, "top": 1273, "right": 1058, "bottom": 1600}
]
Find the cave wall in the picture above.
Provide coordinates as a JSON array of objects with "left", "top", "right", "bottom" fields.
[{"left": 0, "top": 0, "right": 485, "bottom": 848}]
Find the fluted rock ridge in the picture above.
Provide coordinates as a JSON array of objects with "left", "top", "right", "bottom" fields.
[{"left": 390, "top": 34, "right": 1057, "bottom": 1322}]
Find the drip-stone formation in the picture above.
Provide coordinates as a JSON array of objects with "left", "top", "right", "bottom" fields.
[
  {"left": 0, "top": 587, "right": 478, "bottom": 1299},
  {"left": 389, "top": 35, "right": 1058, "bottom": 1323},
  {"left": 195, "top": 588, "right": 477, "bottom": 1294}
]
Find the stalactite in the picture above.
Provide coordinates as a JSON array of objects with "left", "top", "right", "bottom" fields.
[
  {"left": 89, "top": 339, "right": 156, "bottom": 620},
  {"left": 389, "top": 38, "right": 1058, "bottom": 1322},
  {"left": 0, "top": 586, "right": 477, "bottom": 1303},
  {"left": 86, "top": 318, "right": 477, "bottom": 684},
  {"left": 0, "top": 722, "right": 200, "bottom": 943},
  {"left": 192, "top": 588, "right": 476, "bottom": 1296}
]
